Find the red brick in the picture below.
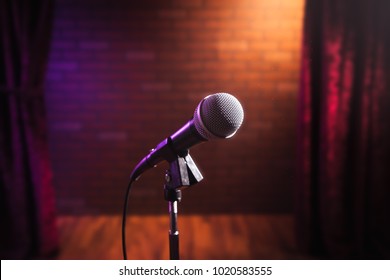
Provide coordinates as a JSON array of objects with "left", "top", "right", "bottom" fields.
[
  {"left": 46, "top": 0, "right": 304, "bottom": 215},
  {"left": 157, "top": 9, "right": 187, "bottom": 19}
]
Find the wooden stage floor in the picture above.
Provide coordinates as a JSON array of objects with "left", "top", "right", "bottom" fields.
[{"left": 56, "top": 214, "right": 306, "bottom": 260}]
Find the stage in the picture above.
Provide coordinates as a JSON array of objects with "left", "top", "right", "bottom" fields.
[{"left": 56, "top": 214, "right": 303, "bottom": 260}]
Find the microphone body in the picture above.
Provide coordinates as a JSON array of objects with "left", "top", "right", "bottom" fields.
[
  {"left": 131, "top": 120, "right": 205, "bottom": 180},
  {"left": 131, "top": 93, "right": 244, "bottom": 180}
]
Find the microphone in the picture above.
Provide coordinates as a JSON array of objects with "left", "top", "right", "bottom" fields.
[{"left": 130, "top": 92, "right": 244, "bottom": 180}]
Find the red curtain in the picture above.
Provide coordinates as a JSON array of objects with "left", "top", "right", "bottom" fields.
[
  {"left": 297, "top": 0, "right": 390, "bottom": 258},
  {"left": 0, "top": 0, "right": 58, "bottom": 259}
]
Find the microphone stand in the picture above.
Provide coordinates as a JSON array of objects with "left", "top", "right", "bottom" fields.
[{"left": 163, "top": 152, "right": 203, "bottom": 260}]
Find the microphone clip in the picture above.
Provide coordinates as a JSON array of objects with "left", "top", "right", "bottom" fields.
[{"left": 164, "top": 151, "right": 203, "bottom": 197}]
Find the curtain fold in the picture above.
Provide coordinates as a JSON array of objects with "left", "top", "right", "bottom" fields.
[
  {"left": 0, "top": 0, "right": 58, "bottom": 259},
  {"left": 297, "top": 0, "right": 390, "bottom": 259}
]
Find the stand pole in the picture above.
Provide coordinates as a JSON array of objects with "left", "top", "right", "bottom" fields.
[
  {"left": 164, "top": 152, "right": 203, "bottom": 260},
  {"left": 165, "top": 187, "right": 181, "bottom": 260},
  {"left": 168, "top": 200, "right": 179, "bottom": 260}
]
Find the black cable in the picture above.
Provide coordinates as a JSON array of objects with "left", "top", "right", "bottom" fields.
[{"left": 121, "top": 176, "right": 136, "bottom": 260}]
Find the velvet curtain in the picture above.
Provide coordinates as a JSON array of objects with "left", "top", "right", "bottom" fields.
[
  {"left": 0, "top": 0, "right": 58, "bottom": 259},
  {"left": 297, "top": 0, "right": 390, "bottom": 259}
]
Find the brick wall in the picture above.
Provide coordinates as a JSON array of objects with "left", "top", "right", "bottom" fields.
[{"left": 45, "top": 0, "right": 304, "bottom": 214}]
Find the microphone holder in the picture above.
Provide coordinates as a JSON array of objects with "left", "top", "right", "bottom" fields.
[{"left": 163, "top": 151, "right": 203, "bottom": 260}]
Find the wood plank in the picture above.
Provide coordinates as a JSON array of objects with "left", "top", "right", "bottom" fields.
[{"left": 56, "top": 214, "right": 304, "bottom": 260}]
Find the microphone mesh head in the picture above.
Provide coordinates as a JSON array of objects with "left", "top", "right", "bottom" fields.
[{"left": 194, "top": 93, "right": 244, "bottom": 140}]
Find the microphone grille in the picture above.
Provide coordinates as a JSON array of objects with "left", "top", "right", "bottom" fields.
[{"left": 194, "top": 92, "right": 244, "bottom": 140}]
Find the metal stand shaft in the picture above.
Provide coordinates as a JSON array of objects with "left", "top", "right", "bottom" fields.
[
  {"left": 168, "top": 199, "right": 180, "bottom": 260},
  {"left": 164, "top": 152, "right": 203, "bottom": 260}
]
